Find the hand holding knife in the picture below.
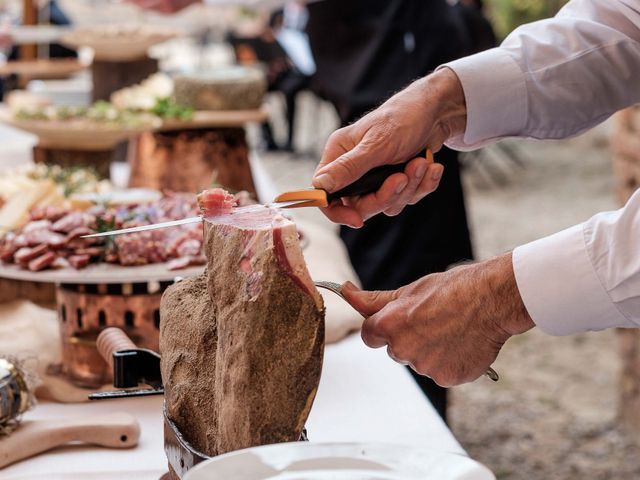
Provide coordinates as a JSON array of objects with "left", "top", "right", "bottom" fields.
[{"left": 83, "top": 156, "right": 429, "bottom": 238}]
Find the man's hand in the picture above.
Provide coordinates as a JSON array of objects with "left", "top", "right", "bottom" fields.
[
  {"left": 341, "top": 253, "right": 535, "bottom": 387},
  {"left": 312, "top": 67, "right": 467, "bottom": 227}
]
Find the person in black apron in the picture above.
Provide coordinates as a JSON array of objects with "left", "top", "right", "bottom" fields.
[{"left": 306, "top": 0, "right": 492, "bottom": 421}]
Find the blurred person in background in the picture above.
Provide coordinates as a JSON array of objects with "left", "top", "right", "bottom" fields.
[
  {"left": 229, "top": 5, "right": 314, "bottom": 151},
  {"left": 304, "top": 0, "right": 494, "bottom": 421},
  {"left": 451, "top": 0, "right": 496, "bottom": 54},
  {"left": 0, "top": 0, "right": 76, "bottom": 100}
]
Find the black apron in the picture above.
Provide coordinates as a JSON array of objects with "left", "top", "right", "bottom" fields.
[{"left": 307, "top": 0, "right": 477, "bottom": 422}]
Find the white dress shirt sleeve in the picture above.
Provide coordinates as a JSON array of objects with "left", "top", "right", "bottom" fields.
[
  {"left": 438, "top": 0, "right": 640, "bottom": 334},
  {"left": 442, "top": 0, "right": 640, "bottom": 151},
  {"left": 513, "top": 190, "right": 640, "bottom": 335}
]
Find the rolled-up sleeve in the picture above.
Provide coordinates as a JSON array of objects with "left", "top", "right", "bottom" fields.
[
  {"left": 513, "top": 189, "right": 640, "bottom": 335},
  {"left": 441, "top": 0, "right": 640, "bottom": 151}
]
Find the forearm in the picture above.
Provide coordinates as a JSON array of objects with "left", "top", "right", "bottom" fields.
[{"left": 444, "top": 0, "right": 640, "bottom": 150}]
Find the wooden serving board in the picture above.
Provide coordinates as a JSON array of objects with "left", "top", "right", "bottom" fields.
[
  {"left": 9, "top": 26, "right": 70, "bottom": 45},
  {"left": 158, "top": 109, "right": 268, "bottom": 132},
  {"left": 0, "top": 107, "right": 155, "bottom": 151},
  {"left": 0, "top": 262, "right": 203, "bottom": 285},
  {"left": 0, "top": 59, "right": 85, "bottom": 79}
]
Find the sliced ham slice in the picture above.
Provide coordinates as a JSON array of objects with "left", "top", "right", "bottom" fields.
[
  {"left": 14, "top": 244, "right": 49, "bottom": 264},
  {"left": 197, "top": 188, "right": 237, "bottom": 217},
  {"left": 68, "top": 254, "right": 91, "bottom": 269},
  {"left": 52, "top": 212, "right": 94, "bottom": 234},
  {"left": 52, "top": 256, "right": 71, "bottom": 269},
  {"left": 28, "top": 251, "right": 56, "bottom": 271}
]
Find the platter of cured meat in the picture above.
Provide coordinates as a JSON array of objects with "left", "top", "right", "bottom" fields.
[{"left": 0, "top": 171, "right": 223, "bottom": 283}]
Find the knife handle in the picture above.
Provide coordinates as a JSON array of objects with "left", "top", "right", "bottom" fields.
[
  {"left": 325, "top": 148, "right": 433, "bottom": 203},
  {"left": 326, "top": 161, "right": 411, "bottom": 203}
]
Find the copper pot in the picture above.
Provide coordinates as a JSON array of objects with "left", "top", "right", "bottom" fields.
[{"left": 56, "top": 281, "right": 168, "bottom": 388}]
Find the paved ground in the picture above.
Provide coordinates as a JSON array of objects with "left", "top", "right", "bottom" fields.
[{"left": 449, "top": 128, "right": 640, "bottom": 480}]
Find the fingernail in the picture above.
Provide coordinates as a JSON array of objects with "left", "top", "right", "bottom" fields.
[
  {"left": 342, "top": 281, "right": 357, "bottom": 292},
  {"left": 395, "top": 179, "right": 408, "bottom": 194},
  {"left": 314, "top": 174, "right": 335, "bottom": 192},
  {"left": 415, "top": 164, "right": 426, "bottom": 179},
  {"left": 432, "top": 166, "right": 443, "bottom": 181}
]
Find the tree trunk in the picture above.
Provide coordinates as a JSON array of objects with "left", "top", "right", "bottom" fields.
[{"left": 612, "top": 107, "right": 640, "bottom": 437}]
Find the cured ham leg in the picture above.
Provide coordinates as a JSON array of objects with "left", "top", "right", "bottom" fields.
[{"left": 160, "top": 188, "right": 325, "bottom": 463}]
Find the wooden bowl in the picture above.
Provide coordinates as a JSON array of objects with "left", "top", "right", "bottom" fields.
[
  {"left": 0, "top": 107, "right": 157, "bottom": 151},
  {"left": 61, "top": 26, "right": 178, "bottom": 62}
]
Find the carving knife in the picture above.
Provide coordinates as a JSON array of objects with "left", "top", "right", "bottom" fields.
[{"left": 83, "top": 156, "right": 429, "bottom": 239}]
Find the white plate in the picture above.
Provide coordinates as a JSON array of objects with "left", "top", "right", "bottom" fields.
[{"left": 184, "top": 442, "right": 495, "bottom": 480}]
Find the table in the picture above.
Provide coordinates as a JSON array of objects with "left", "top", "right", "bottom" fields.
[{"left": 1, "top": 334, "right": 492, "bottom": 479}]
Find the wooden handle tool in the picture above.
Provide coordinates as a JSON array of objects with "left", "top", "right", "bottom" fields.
[{"left": 0, "top": 412, "right": 140, "bottom": 469}]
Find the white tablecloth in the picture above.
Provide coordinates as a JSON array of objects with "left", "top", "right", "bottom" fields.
[{"left": 1, "top": 334, "right": 492, "bottom": 480}]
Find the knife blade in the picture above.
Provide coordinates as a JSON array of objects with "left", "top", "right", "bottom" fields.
[{"left": 81, "top": 200, "right": 310, "bottom": 238}]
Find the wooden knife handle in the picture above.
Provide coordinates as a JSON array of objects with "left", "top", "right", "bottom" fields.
[{"left": 0, "top": 412, "right": 140, "bottom": 469}]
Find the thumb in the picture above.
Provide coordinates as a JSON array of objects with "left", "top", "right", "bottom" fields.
[{"left": 341, "top": 281, "right": 397, "bottom": 317}]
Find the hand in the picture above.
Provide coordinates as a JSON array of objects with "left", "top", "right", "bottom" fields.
[
  {"left": 312, "top": 67, "right": 467, "bottom": 228},
  {"left": 126, "top": 0, "right": 199, "bottom": 14},
  {"left": 341, "top": 253, "right": 535, "bottom": 387}
]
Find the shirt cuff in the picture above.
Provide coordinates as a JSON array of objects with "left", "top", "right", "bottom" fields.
[
  {"left": 513, "top": 224, "right": 631, "bottom": 336},
  {"left": 438, "top": 48, "right": 528, "bottom": 151}
]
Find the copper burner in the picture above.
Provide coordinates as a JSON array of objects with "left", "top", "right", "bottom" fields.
[{"left": 56, "top": 281, "right": 171, "bottom": 388}]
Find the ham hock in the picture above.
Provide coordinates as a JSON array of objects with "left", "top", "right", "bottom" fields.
[{"left": 160, "top": 189, "right": 325, "bottom": 475}]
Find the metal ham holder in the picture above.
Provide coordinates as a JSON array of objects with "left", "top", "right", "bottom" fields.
[{"left": 90, "top": 327, "right": 308, "bottom": 480}]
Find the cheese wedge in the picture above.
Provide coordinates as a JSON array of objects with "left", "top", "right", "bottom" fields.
[{"left": 0, "top": 179, "right": 57, "bottom": 237}]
